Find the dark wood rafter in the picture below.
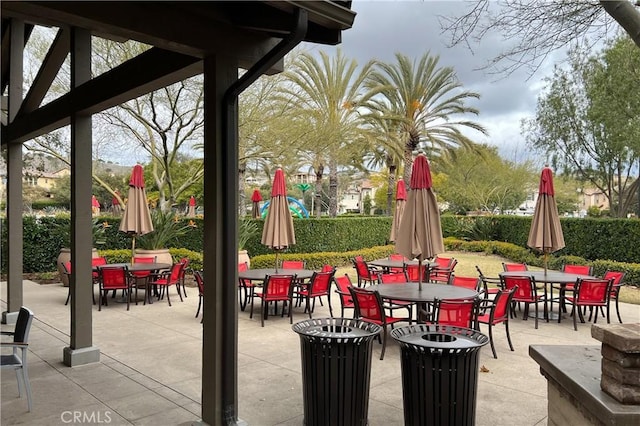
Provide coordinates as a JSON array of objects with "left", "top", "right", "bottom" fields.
[
  {"left": 1, "top": 19, "right": 33, "bottom": 93},
  {"left": 4, "top": 48, "right": 202, "bottom": 144},
  {"left": 19, "top": 28, "right": 70, "bottom": 114}
]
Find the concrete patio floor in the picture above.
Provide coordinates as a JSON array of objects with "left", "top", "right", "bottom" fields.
[{"left": 2, "top": 278, "right": 639, "bottom": 425}]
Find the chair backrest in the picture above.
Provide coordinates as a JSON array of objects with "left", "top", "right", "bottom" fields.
[
  {"left": 352, "top": 258, "right": 374, "bottom": 279},
  {"left": 434, "top": 298, "right": 478, "bottom": 328},
  {"left": 309, "top": 271, "right": 334, "bottom": 295},
  {"left": 238, "top": 262, "right": 249, "bottom": 272},
  {"left": 133, "top": 256, "right": 156, "bottom": 264},
  {"left": 12, "top": 307, "right": 34, "bottom": 344},
  {"left": 491, "top": 287, "right": 518, "bottom": 321},
  {"left": 263, "top": 275, "right": 295, "bottom": 299},
  {"left": 99, "top": 266, "right": 129, "bottom": 289},
  {"left": 62, "top": 261, "right": 72, "bottom": 275},
  {"left": 194, "top": 270, "right": 204, "bottom": 296},
  {"left": 168, "top": 262, "right": 185, "bottom": 283},
  {"left": 281, "top": 260, "right": 305, "bottom": 269},
  {"left": 562, "top": 264, "right": 593, "bottom": 276},
  {"left": 501, "top": 275, "right": 535, "bottom": 301},
  {"left": 434, "top": 256, "right": 454, "bottom": 268},
  {"left": 502, "top": 262, "right": 528, "bottom": 272},
  {"left": 349, "top": 287, "right": 385, "bottom": 322},
  {"left": 378, "top": 271, "right": 408, "bottom": 284},
  {"left": 475, "top": 265, "right": 501, "bottom": 287},
  {"left": 404, "top": 263, "right": 429, "bottom": 282},
  {"left": 575, "top": 278, "right": 612, "bottom": 304},
  {"left": 321, "top": 264, "right": 336, "bottom": 273},
  {"left": 92, "top": 257, "right": 107, "bottom": 267},
  {"left": 450, "top": 274, "right": 480, "bottom": 291},
  {"left": 334, "top": 274, "right": 354, "bottom": 307},
  {"left": 603, "top": 270, "right": 625, "bottom": 286},
  {"left": 389, "top": 253, "right": 405, "bottom": 261}
]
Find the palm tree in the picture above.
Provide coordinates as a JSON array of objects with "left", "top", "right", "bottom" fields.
[
  {"left": 278, "top": 48, "right": 375, "bottom": 217},
  {"left": 363, "top": 115, "right": 405, "bottom": 215},
  {"left": 365, "top": 52, "right": 488, "bottom": 186}
]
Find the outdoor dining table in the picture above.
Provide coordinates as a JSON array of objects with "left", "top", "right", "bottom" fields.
[
  {"left": 238, "top": 268, "right": 316, "bottom": 316},
  {"left": 237, "top": 268, "right": 315, "bottom": 281},
  {"left": 369, "top": 258, "right": 438, "bottom": 271},
  {"left": 368, "top": 282, "right": 479, "bottom": 322},
  {"left": 499, "top": 270, "right": 595, "bottom": 319},
  {"left": 95, "top": 262, "right": 172, "bottom": 304},
  {"left": 368, "top": 282, "right": 479, "bottom": 303}
]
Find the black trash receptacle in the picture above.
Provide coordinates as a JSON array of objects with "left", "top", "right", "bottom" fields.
[
  {"left": 390, "top": 324, "right": 489, "bottom": 426},
  {"left": 292, "top": 318, "right": 382, "bottom": 426}
]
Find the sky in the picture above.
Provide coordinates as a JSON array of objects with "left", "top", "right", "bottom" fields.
[{"left": 302, "top": 0, "right": 568, "bottom": 165}]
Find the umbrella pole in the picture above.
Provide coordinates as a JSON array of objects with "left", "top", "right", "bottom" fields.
[
  {"left": 131, "top": 236, "right": 136, "bottom": 265},
  {"left": 418, "top": 257, "right": 423, "bottom": 292},
  {"left": 544, "top": 252, "right": 548, "bottom": 276},
  {"left": 275, "top": 250, "right": 279, "bottom": 273}
]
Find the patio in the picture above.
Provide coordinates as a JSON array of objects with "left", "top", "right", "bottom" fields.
[{"left": 2, "top": 278, "right": 639, "bottom": 425}]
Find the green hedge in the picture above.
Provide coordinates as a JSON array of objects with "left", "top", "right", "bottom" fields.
[{"left": 2, "top": 214, "right": 639, "bottom": 274}]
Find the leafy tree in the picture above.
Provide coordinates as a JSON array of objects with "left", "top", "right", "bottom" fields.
[
  {"left": 523, "top": 37, "right": 640, "bottom": 217},
  {"left": 437, "top": 144, "right": 533, "bottom": 214},
  {"left": 365, "top": 52, "right": 487, "bottom": 187},
  {"left": 279, "top": 49, "right": 375, "bottom": 217},
  {"left": 442, "top": 0, "right": 640, "bottom": 77}
]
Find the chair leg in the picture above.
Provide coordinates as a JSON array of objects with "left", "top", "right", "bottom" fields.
[
  {"left": 572, "top": 304, "right": 578, "bottom": 331},
  {"left": 380, "top": 326, "right": 387, "bottom": 360},
  {"left": 21, "top": 359, "right": 32, "bottom": 412},
  {"left": 487, "top": 323, "right": 497, "bottom": 359},
  {"left": 505, "top": 321, "right": 514, "bottom": 351},
  {"left": 196, "top": 296, "right": 202, "bottom": 318},
  {"left": 327, "top": 296, "right": 333, "bottom": 318},
  {"left": 65, "top": 288, "right": 71, "bottom": 305},
  {"left": 166, "top": 286, "right": 172, "bottom": 306},
  {"left": 533, "top": 302, "right": 538, "bottom": 329},
  {"left": 615, "top": 297, "right": 622, "bottom": 323}
]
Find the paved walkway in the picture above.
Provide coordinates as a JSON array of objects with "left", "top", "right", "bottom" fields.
[{"left": 2, "top": 279, "right": 639, "bottom": 425}]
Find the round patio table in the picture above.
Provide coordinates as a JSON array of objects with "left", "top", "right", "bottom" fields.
[
  {"left": 369, "top": 258, "right": 439, "bottom": 271},
  {"left": 498, "top": 270, "right": 594, "bottom": 284},
  {"left": 499, "top": 270, "right": 595, "bottom": 320},
  {"left": 368, "top": 282, "right": 478, "bottom": 303},
  {"left": 238, "top": 268, "right": 315, "bottom": 281},
  {"left": 95, "top": 263, "right": 172, "bottom": 304},
  {"left": 95, "top": 262, "right": 172, "bottom": 273}
]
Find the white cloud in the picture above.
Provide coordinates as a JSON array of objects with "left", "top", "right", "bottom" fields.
[{"left": 302, "top": 0, "right": 568, "bottom": 162}]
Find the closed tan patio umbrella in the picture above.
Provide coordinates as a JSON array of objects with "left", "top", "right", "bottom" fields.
[
  {"left": 119, "top": 164, "right": 154, "bottom": 263},
  {"left": 251, "top": 189, "right": 263, "bottom": 219},
  {"left": 395, "top": 153, "right": 444, "bottom": 290},
  {"left": 389, "top": 179, "right": 406, "bottom": 243},
  {"left": 187, "top": 196, "right": 196, "bottom": 217},
  {"left": 527, "top": 166, "right": 565, "bottom": 274},
  {"left": 261, "top": 167, "right": 295, "bottom": 271}
]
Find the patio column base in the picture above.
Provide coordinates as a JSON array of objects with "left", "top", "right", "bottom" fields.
[
  {"left": 63, "top": 346, "right": 100, "bottom": 366},
  {"left": 180, "top": 419, "right": 247, "bottom": 426}
]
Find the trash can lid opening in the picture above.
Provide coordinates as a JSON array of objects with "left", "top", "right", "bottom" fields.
[
  {"left": 422, "top": 333, "right": 456, "bottom": 343},
  {"left": 321, "top": 325, "right": 352, "bottom": 333}
]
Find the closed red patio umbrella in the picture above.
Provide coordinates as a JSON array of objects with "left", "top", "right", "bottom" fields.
[
  {"left": 119, "top": 165, "right": 154, "bottom": 262},
  {"left": 251, "top": 189, "right": 263, "bottom": 219},
  {"left": 389, "top": 179, "right": 406, "bottom": 243},
  {"left": 527, "top": 166, "right": 565, "bottom": 274},
  {"left": 261, "top": 167, "right": 295, "bottom": 271},
  {"left": 188, "top": 196, "right": 196, "bottom": 217},
  {"left": 395, "top": 153, "right": 444, "bottom": 290}
]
